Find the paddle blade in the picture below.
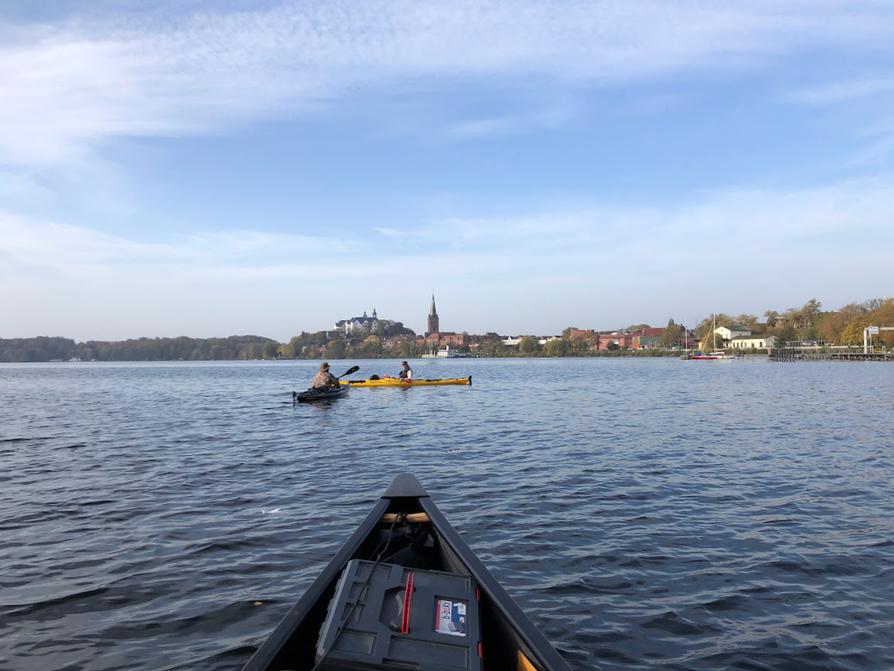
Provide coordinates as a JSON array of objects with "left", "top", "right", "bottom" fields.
[{"left": 339, "top": 365, "right": 360, "bottom": 378}]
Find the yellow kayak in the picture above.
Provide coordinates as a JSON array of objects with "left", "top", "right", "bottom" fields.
[{"left": 341, "top": 375, "right": 472, "bottom": 387}]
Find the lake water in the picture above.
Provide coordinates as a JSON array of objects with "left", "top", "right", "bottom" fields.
[{"left": 1, "top": 358, "right": 892, "bottom": 670}]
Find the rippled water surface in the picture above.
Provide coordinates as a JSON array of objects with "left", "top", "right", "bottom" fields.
[{"left": 1, "top": 358, "right": 893, "bottom": 671}]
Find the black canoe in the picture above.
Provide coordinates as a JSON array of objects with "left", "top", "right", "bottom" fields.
[
  {"left": 292, "top": 386, "right": 349, "bottom": 403},
  {"left": 243, "top": 474, "right": 571, "bottom": 671}
]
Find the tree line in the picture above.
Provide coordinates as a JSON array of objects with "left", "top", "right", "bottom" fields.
[
  {"left": 0, "top": 335, "right": 280, "bottom": 362},
  {"left": 3, "top": 298, "right": 891, "bottom": 362},
  {"left": 695, "top": 297, "right": 894, "bottom": 348}
]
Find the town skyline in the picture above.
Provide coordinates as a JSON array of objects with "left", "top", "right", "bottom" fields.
[
  {"left": 2, "top": 2, "right": 893, "bottom": 341},
  {"left": 4, "top": 292, "right": 887, "bottom": 345}
]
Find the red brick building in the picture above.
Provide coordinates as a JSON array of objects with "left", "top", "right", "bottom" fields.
[{"left": 595, "top": 332, "right": 635, "bottom": 350}]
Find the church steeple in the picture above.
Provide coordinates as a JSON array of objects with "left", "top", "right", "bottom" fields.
[{"left": 427, "top": 294, "right": 439, "bottom": 335}]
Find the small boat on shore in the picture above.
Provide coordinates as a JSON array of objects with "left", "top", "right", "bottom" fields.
[
  {"left": 292, "top": 386, "right": 350, "bottom": 403},
  {"left": 341, "top": 376, "right": 472, "bottom": 387},
  {"left": 243, "top": 474, "right": 570, "bottom": 671},
  {"left": 421, "top": 345, "right": 465, "bottom": 358},
  {"left": 688, "top": 352, "right": 736, "bottom": 360}
]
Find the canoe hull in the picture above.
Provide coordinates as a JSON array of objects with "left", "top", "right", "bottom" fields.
[
  {"left": 340, "top": 376, "right": 472, "bottom": 387},
  {"left": 242, "top": 474, "right": 570, "bottom": 671}
]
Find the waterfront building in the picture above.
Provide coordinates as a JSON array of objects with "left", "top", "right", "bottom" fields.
[
  {"left": 595, "top": 332, "right": 634, "bottom": 350},
  {"left": 631, "top": 326, "right": 696, "bottom": 349},
  {"left": 714, "top": 324, "right": 751, "bottom": 344},
  {"left": 335, "top": 309, "right": 379, "bottom": 335},
  {"left": 730, "top": 335, "right": 776, "bottom": 351},
  {"left": 631, "top": 327, "right": 667, "bottom": 349}
]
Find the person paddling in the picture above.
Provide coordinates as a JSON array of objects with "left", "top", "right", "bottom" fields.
[
  {"left": 398, "top": 360, "right": 413, "bottom": 382},
  {"left": 312, "top": 362, "right": 340, "bottom": 389}
]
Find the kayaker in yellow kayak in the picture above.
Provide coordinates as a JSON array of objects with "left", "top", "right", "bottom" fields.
[
  {"left": 398, "top": 361, "right": 413, "bottom": 382},
  {"left": 312, "top": 362, "right": 340, "bottom": 389}
]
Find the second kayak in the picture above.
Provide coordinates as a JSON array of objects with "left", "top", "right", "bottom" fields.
[{"left": 340, "top": 375, "right": 472, "bottom": 387}]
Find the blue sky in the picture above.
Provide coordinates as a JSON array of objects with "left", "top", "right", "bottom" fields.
[{"left": 2, "top": 0, "right": 893, "bottom": 340}]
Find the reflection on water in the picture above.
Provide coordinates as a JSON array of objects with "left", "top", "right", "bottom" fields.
[{"left": 1, "top": 358, "right": 893, "bottom": 670}]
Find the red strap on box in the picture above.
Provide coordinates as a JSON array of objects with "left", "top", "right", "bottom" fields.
[{"left": 401, "top": 572, "right": 415, "bottom": 634}]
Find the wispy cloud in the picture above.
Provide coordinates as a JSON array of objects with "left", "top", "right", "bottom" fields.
[
  {"left": 443, "top": 105, "right": 572, "bottom": 139},
  {"left": 4, "top": 176, "right": 892, "bottom": 339},
  {"left": 3, "top": 0, "right": 894, "bottom": 166},
  {"left": 788, "top": 76, "right": 894, "bottom": 105},
  {"left": 0, "top": 213, "right": 362, "bottom": 275},
  {"left": 376, "top": 178, "right": 894, "bottom": 262}
]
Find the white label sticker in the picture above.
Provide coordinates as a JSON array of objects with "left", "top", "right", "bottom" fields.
[{"left": 435, "top": 599, "right": 468, "bottom": 637}]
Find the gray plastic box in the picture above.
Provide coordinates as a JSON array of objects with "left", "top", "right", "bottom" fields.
[{"left": 315, "top": 559, "right": 482, "bottom": 670}]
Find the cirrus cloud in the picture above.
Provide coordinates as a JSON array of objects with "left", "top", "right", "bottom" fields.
[{"left": 2, "top": 0, "right": 894, "bottom": 166}]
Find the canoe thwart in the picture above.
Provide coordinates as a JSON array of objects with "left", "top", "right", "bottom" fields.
[{"left": 381, "top": 512, "right": 430, "bottom": 524}]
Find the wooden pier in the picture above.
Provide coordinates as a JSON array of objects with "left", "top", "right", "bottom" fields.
[{"left": 770, "top": 343, "right": 893, "bottom": 362}]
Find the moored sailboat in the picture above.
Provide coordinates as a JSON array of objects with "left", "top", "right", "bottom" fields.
[{"left": 688, "top": 314, "right": 736, "bottom": 360}]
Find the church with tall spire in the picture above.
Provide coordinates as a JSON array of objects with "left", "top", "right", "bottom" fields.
[
  {"left": 417, "top": 293, "right": 471, "bottom": 351},
  {"left": 426, "top": 294, "right": 439, "bottom": 336}
]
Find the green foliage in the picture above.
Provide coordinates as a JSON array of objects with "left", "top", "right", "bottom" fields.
[
  {"left": 326, "top": 339, "right": 347, "bottom": 359},
  {"left": 0, "top": 337, "right": 77, "bottom": 362},
  {"left": 0, "top": 335, "right": 280, "bottom": 362},
  {"left": 518, "top": 336, "right": 541, "bottom": 354},
  {"left": 570, "top": 338, "right": 591, "bottom": 354},
  {"left": 477, "top": 340, "right": 507, "bottom": 357},
  {"left": 545, "top": 339, "right": 570, "bottom": 356},
  {"left": 774, "top": 324, "right": 798, "bottom": 347},
  {"left": 359, "top": 335, "right": 383, "bottom": 357},
  {"left": 661, "top": 319, "right": 682, "bottom": 347},
  {"left": 374, "top": 321, "right": 415, "bottom": 338}
]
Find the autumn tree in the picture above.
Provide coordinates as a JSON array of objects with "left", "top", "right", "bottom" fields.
[
  {"left": 733, "top": 314, "right": 758, "bottom": 329},
  {"left": 800, "top": 298, "right": 822, "bottom": 328},
  {"left": 359, "top": 335, "right": 382, "bottom": 357},
  {"left": 839, "top": 322, "right": 865, "bottom": 346}
]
